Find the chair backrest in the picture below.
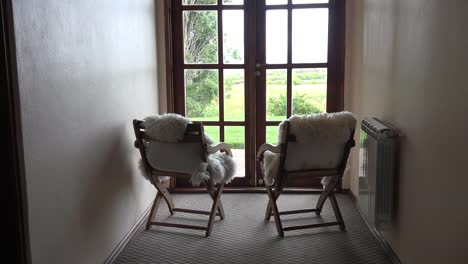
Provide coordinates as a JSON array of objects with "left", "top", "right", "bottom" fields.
[
  {"left": 278, "top": 112, "right": 356, "bottom": 172},
  {"left": 133, "top": 119, "right": 207, "bottom": 176}
]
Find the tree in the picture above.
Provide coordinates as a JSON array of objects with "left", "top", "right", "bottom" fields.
[
  {"left": 183, "top": 0, "right": 236, "bottom": 118},
  {"left": 267, "top": 93, "right": 324, "bottom": 116}
]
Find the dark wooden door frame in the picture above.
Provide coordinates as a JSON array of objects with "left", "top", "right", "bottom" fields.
[
  {"left": 168, "top": 0, "right": 255, "bottom": 188},
  {"left": 164, "top": 0, "right": 346, "bottom": 190},
  {"left": 1, "top": 0, "right": 31, "bottom": 263},
  {"left": 255, "top": 0, "right": 346, "bottom": 187}
]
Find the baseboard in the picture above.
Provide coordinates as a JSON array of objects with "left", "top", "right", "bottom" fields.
[
  {"left": 174, "top": 187, "right": 350, "bottom": 194},
  {"left": 104, "top": 203, "right": 151, "bottom": 264},
  {"left": 348, "top": 192, "right": 401, "bottom": 264}
]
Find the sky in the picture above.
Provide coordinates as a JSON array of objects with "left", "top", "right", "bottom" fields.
[{"left": 222, "top": 6, "right": 329, "bottom": 64}]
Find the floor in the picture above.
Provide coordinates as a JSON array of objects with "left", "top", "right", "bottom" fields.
[{"left": 114, "top": 193, "right": 391, "bottom": 264}]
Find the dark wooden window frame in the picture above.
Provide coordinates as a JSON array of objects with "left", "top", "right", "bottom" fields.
[
  {"left": 167, "top": 0, "right": 255, "bottom": 188},
  {"left": 164, "top": 0, "right": 346, "bottom": 189},
  {"left": 255, "top": 0, "right": 346, "bottom": 187}
]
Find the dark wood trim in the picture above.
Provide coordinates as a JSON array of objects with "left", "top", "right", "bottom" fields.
[
  {"left": 286, "top": 67, "right": 292, "bottom": 117},
  {"left": 245, "top": 0, "right": 257, "bottom": 186},
  {"left": 1, "top": 0, "right": 30, "bottom": 263},
  {"left": 181, "top": 5, "right": 244, "bottom": 11},
  {"left": 104, "top": 204, "right": 152, "bottom": 264},
  {"left": 172, "top": 0, "right": 185, "bottom": 115},
  {"left": 286, "top": 0, "right": 292, "bottom": 117},
  {"left": 336, "top": 0, "right": 346, "bottom": 110},
  {"left": 349, "top": 193, "right": 402, "bottom": 264},
  {"left": 218, "top": 0, "right": 224, "bottom": 127},
  {"left": 263, "top": 62, "right": 328, "bottom": 69},
  {"left": 174, "top": 187, "right": 347, "bottom": 194},
  {"left": 255, "top": 0, "right": 267, "bottom": 157},
  {"left": 194, "top": 121, "right": 245, "bottom": 126},
  {"left": 265, "top": 121, "right": 281, "bottom": 126},
  {"left": 265, "top": 3, "right": 329, "bottom": 9},
  {"left": 165, "top": 0, "right": 175, "bottom": 112},
  {"left": 183, "top": 63, "right": 245, "bottom": 69},
  {"left": 326, "top": 0, "right": 345, "bottom": 112}
]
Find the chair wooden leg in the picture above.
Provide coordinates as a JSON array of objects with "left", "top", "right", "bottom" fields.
[
  {"left": 206, "top": 181, "right": 225, "bottom": 220},
  {"left": 266, "top": 186, "right": 284, "bottom": 237},
  {"left": 265, "top": 203, "right": 272, "bottom": 220},
  {"left": 155, "top": 181, "right": 175, "bottom": 215},
  {"left": 329, "top": 193, "right": 345, "bottom": 230},
  {"left": 206, "top": 184, "right": 224, "bottom": 237},
  {"left": 265, "top": 189, "right": 281, "bottom": 220},
  {"left": 315, "top": 178, "right": 338, "bottom": 214},
  {"left": 146, "top": 193, "right": 162, "bottom": 230}
]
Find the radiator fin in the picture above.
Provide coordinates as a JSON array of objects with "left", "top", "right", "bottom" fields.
[{"left": 358, "top": 118, "right": 397, "bottom": 227}]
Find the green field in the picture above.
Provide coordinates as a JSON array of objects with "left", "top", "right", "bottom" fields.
[{"left": 192, "top": 83, "right": 326, "bottom": 149}]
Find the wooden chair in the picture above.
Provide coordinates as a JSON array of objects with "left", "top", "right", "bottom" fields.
[
  {"left": 257, "top": 118, "right": 356, "bottom": 237},
  {"left": 133, "top": 119, "right": 233, "bottom": 237}
]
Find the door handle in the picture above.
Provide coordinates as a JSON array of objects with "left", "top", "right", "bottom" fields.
[{"left": 255, "top": 63, "right": 265, "bottom": 77}]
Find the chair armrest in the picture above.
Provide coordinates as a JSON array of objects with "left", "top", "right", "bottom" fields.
[
  {"left": 256, "top": 143, "right": 281, "bottom": 161},
  {"left": 207, "top": 142, "right": 233, "bottom": 157}
]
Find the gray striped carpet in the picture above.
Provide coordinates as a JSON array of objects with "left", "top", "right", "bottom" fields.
[{"left": 114, "top": 193, "right": 391, "bottom": 264}]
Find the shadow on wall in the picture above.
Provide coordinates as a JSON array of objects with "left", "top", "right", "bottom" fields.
[{"left": 77, "top": 125, "right": 142, "bottom": 251}]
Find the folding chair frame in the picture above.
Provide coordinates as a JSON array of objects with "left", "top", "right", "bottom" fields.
[
  {"left": 133, "top": 119, "right": 232, "bottom": 237},
  {"left": 257, "top": 121, "right": 356, "bottom": 237}
]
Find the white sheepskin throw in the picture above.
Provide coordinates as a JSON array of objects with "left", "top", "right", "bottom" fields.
[
  {"left": 263, "top": 111, "right": 356, "bottom": 187},
  {"left": 143, "top": 113, "right": 191, "bottom": 142},
  {"left": 190, "top": 153, "right": 237, "bottom": 186},
  {"left": 138, "top": 113, "right": 235, "bottom": 186},
  {"left": 263, "top": 151, "right": 280, "bottom": 186},
  {"left": 278, "top": 111, "right": 356, "bottom": 145}
]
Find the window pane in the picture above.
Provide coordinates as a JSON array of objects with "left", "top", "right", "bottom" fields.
[
  {"left": 292, "top": 68, "right": 327, "bottom": 115},
  {"left": 185, "top": 69, "right": 219, "bottom": 121},
  {"left": 223, "top": 0, "right": 243, "bottom": 4},
  {"left": 292, "top": 8, "right": 328, "bottom": 63},
  {"left": 266, "top": 126, "right": 280, "bottom": 145},
  {"left": 183, "top": 0, "right": 216, "bottom": 5},
  {"left": 225, "top": 126, "right": 245, "bottom": 177},
  {"left": 292, "top": 0, "right": 328, "bottom": 3},
  {"left": 204, "top": 126, "right": 220, "bottom": 143},
  {"left": 266, "top": 69, "right": 287, "bottom": 121},
  {"left": 266, "top": 10, "right": 287, "bottom": 64},
  {"left": 223, "top": 10, "right": 244, "bottom": 64},
  {"left": 224, "top": 69, "right": 245, "bottom": 121},
  {"left": 266, "top": 0, "right": 287, "bottom": 5},
  {"left": 183, "top": 11, "right": 218, "bottom": 64}
]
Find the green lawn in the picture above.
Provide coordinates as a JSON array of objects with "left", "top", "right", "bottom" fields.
[{"left": 193, "top": 84, "right": 326, "bottom": 149}]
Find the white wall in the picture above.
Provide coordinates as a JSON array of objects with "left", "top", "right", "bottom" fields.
[
  {"left": 345, "top": 0, "right": 468, "bottom": 263},
  {"left": 13, "top": 0, "right": 159, "bottom": 263}
]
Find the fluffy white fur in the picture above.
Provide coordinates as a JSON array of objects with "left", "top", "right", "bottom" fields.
[
  {"left": 263, "top": 151, "right": 280, "bottom": 186},
  {"left": 138, "top": 113, "right": 235, "bottom": 186},
  {"left": 263, "top": 111, "right": 356, "bottom": 187},
  {"left": 190, "top": 153, "right": 237, "bottom": 186},
  {"left": 143, "top": 113, "right": 191, "bottom": 142},
  {"left": 278, "top": 111, "right": 356, "bottom": 145}
]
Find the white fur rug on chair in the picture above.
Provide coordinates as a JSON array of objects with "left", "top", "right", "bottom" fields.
[
  {"left": 263, "top": 111, "right": 356, "bottom": 187},
  {"left": 138, "top": 113, "right": 236, "bottom": 186}
]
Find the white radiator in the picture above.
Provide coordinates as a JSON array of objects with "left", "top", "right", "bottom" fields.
[{"left": 358, "top": 118, "right": 397, "bottom": 227}]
